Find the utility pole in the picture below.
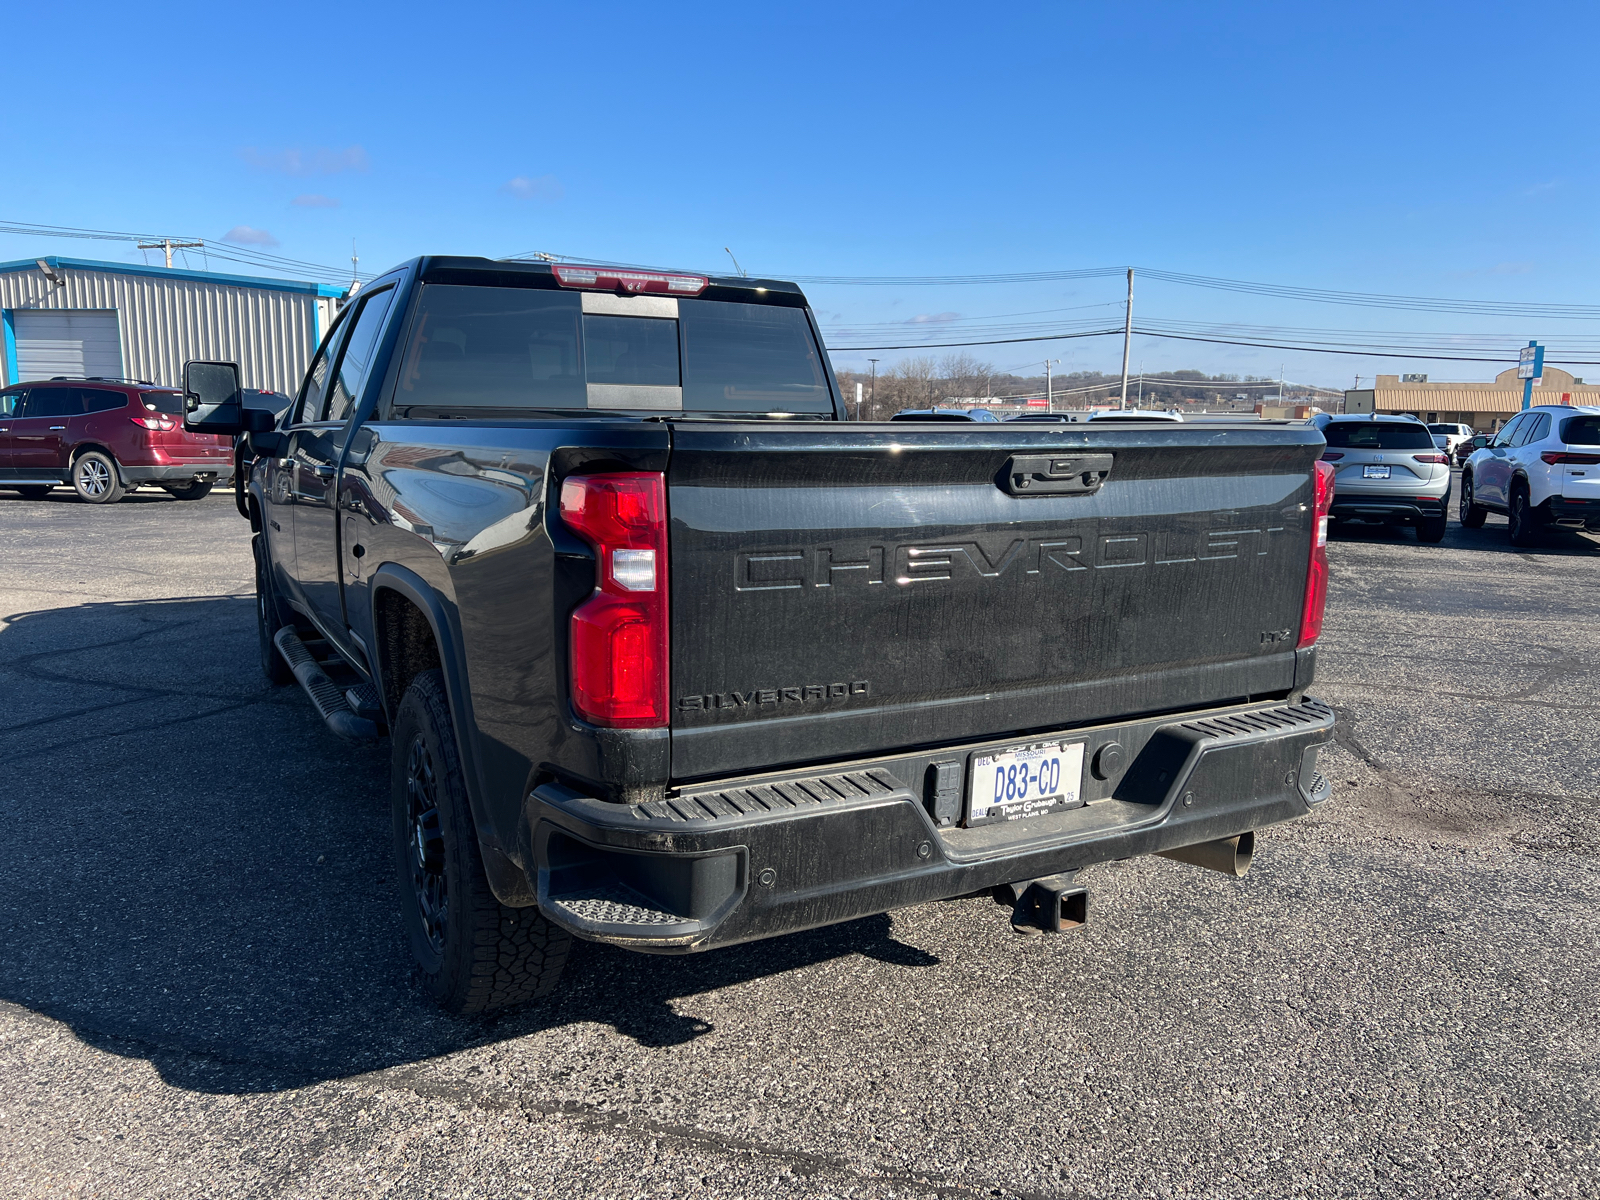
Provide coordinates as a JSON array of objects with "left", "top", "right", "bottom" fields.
[
  {"left": 137, "top": 238, "right": 204, "bottom": 269},
  {"left": 1119, "top": 268, "right": 1134, "bottom": 409},
  {"left": 868, "top": 359, "right": 879, "bottom": 414},
  {"left": 348, "top": 241, "right": 362, "bottom": 297},
  {"left": 1043, "top": 358, "right": 1060, "bottom": 410},
  {"left": 1280, "top": 364, "right": 1286, "bottom": 407}
]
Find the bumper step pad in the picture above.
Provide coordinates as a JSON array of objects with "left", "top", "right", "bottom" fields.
[{"left": 274, "top": 627, "right": 379, "bottom": 743}]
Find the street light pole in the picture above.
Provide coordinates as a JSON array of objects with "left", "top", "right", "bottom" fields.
[
  {"left": 1119, "top": 268, "right": 1134, "bottom": 409},
  {"left": 1044, "top": 358, "right": 1059, "bottom": 410},
  {"left": 868, "top": 359, "right": 879, "bottom": 417}
]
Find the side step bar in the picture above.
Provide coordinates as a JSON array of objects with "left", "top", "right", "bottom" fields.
[{"left": 273, "top": 626, "right": 379, "bottom": 743}]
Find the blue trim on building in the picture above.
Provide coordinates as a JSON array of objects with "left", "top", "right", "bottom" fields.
[
  {"left": 1, "top": 309, "right": 17, "bottom": 387},
  {"left": 0, "top": 256, "right": 346, "bottom": 297}
]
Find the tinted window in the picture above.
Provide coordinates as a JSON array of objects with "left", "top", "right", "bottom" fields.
[
  {"left": 81, "top": 388, "right": 127, "bottom": 413},
  {"left": 1559, "top": 416, "right": 1600, "bottom": 446},
  {"left": 679, "top": 300, "right": 830, "bottom": 412},
  {"left": 1492, "top": 414, "right": 1525, "bottom": 447},
  {"left": 326, "top": 288, "right": 396, "bottom": 423},
  {"left": 396, "top": 285, "right": 584, "bottom": 411},
  {"left": 0, "top": 389, "right": 24, "bottom": 417},
  {"left": 583, "top": 314, "right": 679, "bottom": 387},
  {"left": 140, "top": 391, "right": 185, "bottom": 415},
  {"left": 1521, "top": 414, "right": 1551, "bottom": 445},
  {"left": 23, "top": 388, "right": 84, "bottom": 418},
  {"left": 1322, "top": 421, "right": 1435, "bottom": 450},
  {"left": 295, "top": 308, "right": 355, "bottom": 425}
]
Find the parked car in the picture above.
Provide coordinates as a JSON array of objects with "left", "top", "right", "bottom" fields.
[
  {"left": 1317, "top": 414, "right": 1451, "bottom": 542},
  {"left": 1427, "top": 422, "right": 1475, "bottom": 458},
  {"left": 890, "top": 407, "right": 1001, "bottom": 422},
  {"left": 0, "top": 377, "right": 234, "bottom": 503},
  {"left": 1460, "top": 405, "right": 1600, "bottom": 545},
  {"left": 185, "top": 255, "right": 1337, "bottom": 1013},
  {"left": 1453, "top": 433, "right": 1492, "bottom": 467}
]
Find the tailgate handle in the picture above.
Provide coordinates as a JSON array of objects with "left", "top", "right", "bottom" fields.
[{"left": 1003, "top": 453, "right": 1113, "bottom": 496}]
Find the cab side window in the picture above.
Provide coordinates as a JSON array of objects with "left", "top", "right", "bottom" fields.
[
  {"left": 0, "top": 389, "right": 25, "bottom": 417},
  {"left": 81, "top": 389, "right": 128, "bottom": 413},
  {"left": 325, "top": 287, "right": 396, "bottom": 424},
  {"left": 24, "top": 388, "right": 86, "bottom": 418},
  {"left": 1520, "top": 414, "right": 1551, "bottom": 445},
  {"left": 293, "top": 309, "right": 355, "bottom": 426}
]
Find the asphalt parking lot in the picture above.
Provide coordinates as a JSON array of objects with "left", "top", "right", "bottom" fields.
[{"left": 1, "top": 479, "right": 1596, "bottom": 1200}]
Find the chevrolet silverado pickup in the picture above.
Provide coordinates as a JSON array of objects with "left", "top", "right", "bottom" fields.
[{"left": 183, "top": 257, "right": 1336, "bottom": 1014}]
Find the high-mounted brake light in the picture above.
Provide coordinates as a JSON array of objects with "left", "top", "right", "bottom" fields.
[
  {"left": 553, "top": 264, "right": 708, "bottom": 296},
  {"left": 559, "top": 473, "right": 669, "bottom": 728},
  {"left": 1541, "top": 451, "right": 1600, "bottom": 465},
  {"left": 1298, "top": 460, "right": 1335, "bottom": 650}
]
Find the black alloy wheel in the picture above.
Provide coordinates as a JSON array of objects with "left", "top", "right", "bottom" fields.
[
  {"left": 253, "top": 535, "right": 294, "bottom": 685},
  {"left": 406, "top": 734, "right": 450, "bottom": 960},
  {"left": 166, "top": 480, "right": 214, "bottom": 500},
  {"left": 389, "top": 669, "right": 571, "bottom": 1013},
  {"left": 1508, "top": 485, "right": 1541, "bottom": 547},
  {"left": 1459, "top": 474, "right": 1487, "bottom": 529}
]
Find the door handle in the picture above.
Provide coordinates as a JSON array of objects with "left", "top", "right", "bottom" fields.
[
  {"left": 309, "top": 464, "right": 335, "bottom": 478},
  {"left": 1002, "top": 453, "right": 1114, "bottom": 496},
  {"left": 48, "top": 425, "right": 66, "bottom": 431}
]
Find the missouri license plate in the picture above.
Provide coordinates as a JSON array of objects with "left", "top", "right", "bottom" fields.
[
  {"left": 966, "top": 740, "right": 1086, "bottom": 827},
  {"left": 1362, "top": 464, "right": 1391, "bottom": 479}
]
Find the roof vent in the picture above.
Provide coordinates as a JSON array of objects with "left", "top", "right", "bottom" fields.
[{"left": 1401, "top": 373, "right": 1429, "bottom": 383}]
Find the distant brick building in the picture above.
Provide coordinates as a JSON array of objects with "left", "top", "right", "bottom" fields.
[{"left": 1344, "top": 368, "right": 1600, "bottom": 432}]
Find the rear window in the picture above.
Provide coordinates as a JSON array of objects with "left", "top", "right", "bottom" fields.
[
  {"left": 392, "top": 284, "right": 831, "bottom": 416},
  {"left": 141, "top": 391, "right": 185, "bottom": 415},
  {"left": 1560, "top": 415, "right": 1600, "bottom": 446},
  {"left": 1323, "top": 421, "right": 1434, "bottom": 450}
]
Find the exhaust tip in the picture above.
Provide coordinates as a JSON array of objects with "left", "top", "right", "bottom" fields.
[{"left": 1156, "top": 830, "right": 1255, "bottom": 877}]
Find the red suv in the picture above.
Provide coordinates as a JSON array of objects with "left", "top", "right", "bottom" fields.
[{"left": 0, "top": 377, "right": 234, "bottom": 503}]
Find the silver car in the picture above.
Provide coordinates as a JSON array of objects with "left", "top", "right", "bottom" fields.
[{"left": 1316, "top": 414, "right": 1452, "bottom": 543}]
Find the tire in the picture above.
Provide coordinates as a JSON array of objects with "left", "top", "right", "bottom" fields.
[
  {"left": 1508, "top": 485, "right": 1541, "bottom": 547},
  {"left": 1459, "top": 474, "right": 1487, "bottom": 529},
  {"left": 72, "top": 451, "right": 126, "bottom": 504},
  {"left": 1417, "top": 514, "right": 1446, "bottom": 543},
  {"left": 166, "top": 481, "right": 214, "bottom": 501},
  {"left": 253, "top": 535, "right": 294, "bottom": 686},
  {"left": 391, "top": 669, "right": 570, "bottom": 1013},
  {"left": 12, "top": 485, "right": 52, "bottom": 500}
]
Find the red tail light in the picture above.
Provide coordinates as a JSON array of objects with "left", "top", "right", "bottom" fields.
[
  {"left": 1298, "top": 460, "right": 1335, "bottom": 650},
  {"left": 1412, "top": 453, "right": 1449, "bottom": 464},
  {"left": 1541, "top": 451, "right": 1600, "bottom": 465},
  {"left": 553, "top": 264, "right": 708, "bottom": 296},
  {"left": 559, "top": 472, "right": 669, "bottom": 728},
  {"left": 131, "top": 415, "right": 176, "bottom": 431}
]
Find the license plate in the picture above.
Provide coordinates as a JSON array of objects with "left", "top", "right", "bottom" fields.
[
  {"left": 1362, "top": 465, "right": 1391, "bottom": 479},
  {"left": 966, "top": 740, "right": 1086, "bottom": 826}
]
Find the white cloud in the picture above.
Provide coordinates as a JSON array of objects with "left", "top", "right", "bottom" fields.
[
  {"left": 906, "top": 312, "right": 961, "bottom": 324},
  {"left": 240, "top": 145, "right": 370, "bottom": 176},
  {"left": 222, "top": 225, "right": 280, "bottom": 247},
  {"left": 501, "top": 174, "right": 564, "bottom": 201},
  {"left": 292, "top": 193, "right": 340, "bottom": 209}
]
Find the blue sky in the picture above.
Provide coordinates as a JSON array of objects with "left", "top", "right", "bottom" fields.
[{"left": 4, "top": 0, "right": 1596, "bottom": 388}]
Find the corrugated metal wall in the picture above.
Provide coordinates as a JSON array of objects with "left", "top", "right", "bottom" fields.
[{"left": 0, "top": 264, "right": 326, "bottom": 394}]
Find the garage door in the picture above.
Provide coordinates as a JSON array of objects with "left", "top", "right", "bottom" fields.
[{"left": 14, "top": 310, "right": 124, "bottom": 381}]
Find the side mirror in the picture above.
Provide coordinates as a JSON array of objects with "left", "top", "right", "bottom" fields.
[{"left": 183, "top": 360, "right": 243, "bottom": 434}]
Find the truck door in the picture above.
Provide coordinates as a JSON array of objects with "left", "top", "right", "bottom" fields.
[{"left": 292, "top": 285, "right": 395, "bottom": 635}]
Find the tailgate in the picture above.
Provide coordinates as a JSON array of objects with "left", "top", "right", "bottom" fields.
[{"left": 667, "top": 422, "right": 1323, "bottom": 780}]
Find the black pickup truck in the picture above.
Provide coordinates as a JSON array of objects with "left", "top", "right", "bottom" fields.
[{"left": 183, "top": 257, "right": 1336, "bottom": 1014}]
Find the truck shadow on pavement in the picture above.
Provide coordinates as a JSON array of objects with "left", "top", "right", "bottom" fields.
[
  {"left": 0, "top": 596, "right": 938, "bottom": 1096},
  {"left": 1330, "top": 518, "right": 1600, "bottom": 556}
]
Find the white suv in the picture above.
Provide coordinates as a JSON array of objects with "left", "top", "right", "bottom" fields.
[{"left": 1460, "top": 405, "right": 1600, "bottom": 545}]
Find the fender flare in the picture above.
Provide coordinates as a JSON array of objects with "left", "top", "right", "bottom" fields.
[{"left": 367, "top": 563, "right": 534, "bottom": 904}]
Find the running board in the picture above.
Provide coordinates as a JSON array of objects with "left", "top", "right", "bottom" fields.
[{"left": 273, "top": 627, "right": 379, "bottom": 743}]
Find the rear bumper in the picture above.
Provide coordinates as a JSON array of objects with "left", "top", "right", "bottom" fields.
[
  {"left": 121, "top": 463, "right": 234, "bottom": 485},
  {"left": 1330, "top": 490, "right": 1448, "bottom": 523},
  {"left": 524, "top": 697, "right": 1335, "bottom": 953},
  {"left": 1547, "top": 496, "right": 1600, "bottom": 526}
]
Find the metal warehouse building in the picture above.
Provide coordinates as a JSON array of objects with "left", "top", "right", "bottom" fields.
[{"left": 0, "top": 256, "right": 346, "bottom": 394}]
